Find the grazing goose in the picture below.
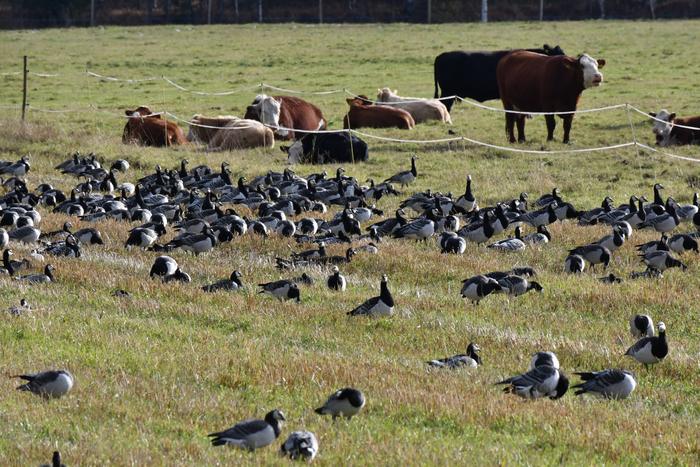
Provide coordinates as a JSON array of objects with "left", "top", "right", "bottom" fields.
[
  {"left": 598, "top": 273, "right": 623, "bottom": 284},
  {"left": 487, "top": 226, "right": 526, "bottom": 251},
  {"left": 484, "top": 267, "right": 537, "bottom": 280},
  {"left": 625, "top": 322, "right": 668, "bottom": 366},
  {"left": 14, "top": 370, "right": 74, "bottom": 398},
  {"left": 8, "top": 225, "right": 41, "bottom": 244},
  {"left": 16, "top": 264, "right": 55, "bottom": 283},
  {"left": 497, "top": 275, "right": 543, "bottom": 297},
  {"left": 636, "top": 234, "right": 669, "bottom": 254},
  {"left": 149, "top": 255, "right": 182, "bottom": 280},
  {"left": 676, "top": 192, "right": 699, "bottom": 221},
  {"left": 427, "top": 343, "right": 482, "bottom": 368},
  {"left": 125, "top": 225, "right": 165, "bottom": 249},
  {"left": 392, "top": 216, "right": 435, "bottom": 241},
  {"left": 111, "top": 159, "right": 130, "bottom": 172},
  {"left": 258, "top": 280, "right": 301, "bottom": 302},
  {"left": 516, "top": 203, "right": 558, "bottom": 228},
  {"left": 296, "top": 217, "right": 319, "bottom": 236},
  {"left": 639, "top": 250, "right": 687, "bottom": 272},
  {"left": 0, "top": 156, "right": 30, "bottom": 177},
  {"left": 8, "top": 298, "right": 31, "bottom": 316},
  {"left": 384, "top": 155, "right": 418, "bottom": 187},
  {"left": 368, "top": 209, "right": 408, "bottom": 237},
  {"left": 529, "top": 351, "right": 560, "bottom": 370},
  {"left": 630, "top": 314, "right": 654, "bottom": 338},
  {"left": 523, "top": 225, "right": 551, "bottom": 245},
  {"left": 347, "top": 274, "right": 394, "bottom": 316},
  {"left": 280, "top": 431, "right": 319, "bottom": 461},
  {"left": 315, "top": 388, "right": 366, "bottom": 420},
  {"left": 327, "top": 266, "right": 347, "bottom": 291},
  {"left": 573, "top": 369, "right": 637, "bottom": 399},
  {"left": 639, "top": 203, "right": 680, "bottom": 233},
  {"left": 275, "top": 219, "right": 297, "bottom": 237},
  {"left": 440, "top": 232, "right": 466, "bottom": 254},
  {"left": 0, "top": 228, "right": 7, "bottom": 249},
  {"left": 595, "top": 226, "right": 625, "bottom": 253},
  {"left": 460, "top": 211, "right": 495, "bottom": 244},
  {"left": 564, "top": 254, "right": 586, "bottom": 273},
  {"left": 496, "top": 365, "right": 569, "bottom": 400},
  {"left": 202, "top": 270, "right": 243, "bottom": 292},
  {"left": 569, "top": 244, "right": 611, "bottom": 270},
  {"left": 166, "top": 228, "right": 217, "bottom": 255},
  {"left": 460, "top": 275, "right": 501, "bottom": 304},
  {"left": 667, "top": 233, "right": 699, "bottom": 254},
  {"left": 208, "top": 409, "right": 286, "bottom": 450},
  {"left": 40, "top": 450, "right": 66, "bottom": 467},
  {"left": 454, "top": 174, "right": 478, "bottom": 213}
]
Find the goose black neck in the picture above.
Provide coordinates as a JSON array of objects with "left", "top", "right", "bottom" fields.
[{"left": 380, "top": 280, "right": 394, "bottom": 306}]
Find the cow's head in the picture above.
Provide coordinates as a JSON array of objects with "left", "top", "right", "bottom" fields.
[
  {"left": 542, "top": 44, "right": 565, "bottom": 56},
  {"left": 125, "top": 106, "right": 158, "bottom": 118},
  {"left": 649, "top": 109, "right": 675, "bottom": 146},
  {"left": 376, "top": 87, "right": 395, "bottom": 102},
  {"left": 245, "top": 95, "right": 284, "bottom": 137},
  {"left": 578, "top": 54, "right": 605, "bottom": 88}
]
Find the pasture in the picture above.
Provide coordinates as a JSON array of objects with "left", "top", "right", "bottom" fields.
[{"left": 1, "top": 21, "right": 699, "bottom": 465}]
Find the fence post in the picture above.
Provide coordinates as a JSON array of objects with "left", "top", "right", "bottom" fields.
[
  {"left": 539, "top": 0, "right": 544, "bottom": 21},
  {"left": 319, "top": 0, "right": 323, "bottom": 24},
  {"left": 234, "top": 0, "right": 239, "bottom": 22},
  {"left": 481, "top": 0, "right": 488, "bottom": 22},
  {"left": 21, "top": 55, "right": 27, "bottom": 121},
  {"left": 207, "top": 0, "right": 213, "bottom": 24},
  {"left": 90, "top": 0, "right": 95, "bottom": 26},
  {"left": 427, "top": 0, "right": 431, "bottom": 23},
  {"left": 258, "top": 0, "right": 263, "bottom": 23}
]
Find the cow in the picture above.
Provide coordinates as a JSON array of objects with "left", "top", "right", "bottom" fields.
[
  {"left": 343, "top": 96, "right": 415, "bottom": 130},
  {"left": 187, "top": 114, "right": 238, "bottom": 144},
  {"left": 376, "top": 88, "right": 451, "bottom": 124},
  {"left": 208, "top": 118, "right": 275, "bottom": 151},
  {"left": 281, "top": 132, "right": 368, "bottom": 164},
  {"left": 649, "top": 109, "right": 700, "bottom": 146},
  {"left": 122, "top": 106, "right": 187, "bottom": 147},
  {"left": 244, "top": 95, "right": 326, "bottom": 140},
  {"left": 433, "top": 44, "right": 565, "bottom": 111},
  {"left": 497, "top": 52, "right": 605, "bottom": 144}
]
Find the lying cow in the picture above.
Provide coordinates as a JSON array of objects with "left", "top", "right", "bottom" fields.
[
  {"left": 433, "top": 44, "right": 565, "bottom": 111},
  {"left": 188, "top": 115, "right": 274, "bottom": 150},
  {"left": 649, "top": 109, "right": 700, "bottom": 146},
  {"left": 122, "top": 106, "right": 187, "bottom": 147},
  {"left": 244, "top": 95, "right": 326, "bottom": 140},
  {"left": 343, "top": 96, "right": 415, "bottom": 130},
  {"left": 281, "top": 132, "right": 368, "bottom": 164},
  {"left": 376, "top": 88, "right": 451, "bottom": 124},
  {"left": 497, "top": 52, "right": 605, "bottom": 144},
  {"left": 187, "top": 114, "right": 238, "bottom": 144}
]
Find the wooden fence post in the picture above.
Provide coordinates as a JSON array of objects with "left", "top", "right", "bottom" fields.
[{"left": 21, "top": 55, "right": 27, "bottom": 121}]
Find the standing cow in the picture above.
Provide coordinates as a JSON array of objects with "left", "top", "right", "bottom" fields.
[
  {"left": 433, "top": 44, "right": 565, "bottom": 111},
  {"left": 244, "top": 95, "right": 326, "bottom": 140},
  {"left": 122, "top": 106, "right": 187, "bottom": 147},
  {"left": 649, "top": 109, "right": 700, "bottom": 146},
  {"left": 497, "top": 52, "right": 605, "bottom": 144}
]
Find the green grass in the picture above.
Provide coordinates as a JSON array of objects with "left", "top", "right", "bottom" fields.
[{"left": 1, "top": 21, "right": 700, "bottom": 465}]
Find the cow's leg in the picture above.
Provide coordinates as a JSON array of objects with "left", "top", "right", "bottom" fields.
[
  {"left": 516, "top": 115, "right": 526, "bottom": 143},
  {"left": 562, "top": 115, "right": 573, "bottom": 144},
  {"left": 545, "top": 114, "right": 556, "bottom": 141},
  {"left": 504, "top": 105, "right": 516, "bottom": 143}
]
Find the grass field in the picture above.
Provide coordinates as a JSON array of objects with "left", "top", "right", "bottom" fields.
[{"left": 1, "top": 21, "right": 699, "bottom": 465}]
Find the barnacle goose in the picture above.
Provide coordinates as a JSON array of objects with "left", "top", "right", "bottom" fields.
[
  {"left": 667, "top": 233, "right": 699, "bottom": 254},
  {"left": 202, "top": 270, "right": 243, "bottom": 292},
  {"left": 384, "top": 155, "right": 418, "bottom": 187},
  {"left": 496, "top": 366, "right": 569, "bottom": 399},
  {"left": 327, "top": 266, "right": 347, "bottom": 291},
  {"left": 427, "top": 343, "right": 482, "bottom": 368},
  {"left": 347, "top": 274, "right": 393, "bottom": 316},
  {"left": 639, "top": 250, "right": 687, "bottom": 272},
  {"left": 315, "top": 388, "right": 366, "bottom": 419},
  {"left": 16, "top": 264, "right": 55, "bottom": 283},
  {"left": 573, "top": 369, "right": 637, "bottom": 399},
  {"left": 208, "top": 409, "right": 286, "bottom": 450},
  {"left": 564, "top": 254, "right": 586, "bottom": 273},
  {"left": 497, "top": 275, "right": 543, "bottom": 296},
  {"left": 280, "top": 431, "right": 319, "bottom": 461},
  {"left": 14, "top": 370, "right": 74, "bottom": 398},
  {"left": 455, "top": 174, "right": 478, "bottom": 213},
  {"left": 440, "top": 232, "right": 466, "bottom": 254},
  {"left": 598, "top": 273, "right": 623, "bottom": 284},
  {"left": 529, "top": 351, "right": 560, "bottom": 370},
  {"left": 569, "top": 244, "right": 611, "bottom": 270},
  {"left": 487, "top": 226, "right": 526, "bottom": 251},
  {"left": 625, "top": 322, "right": 668, "bottom": 366},
  {"left": 258, "top": 280, "right": 301, "bottom": 302},
  {"left": 8, "top": 225, "right": 41, "bottom": 244},
  {"left": 523, "top": 225, "right": 551, "bottom": 244},
  {"left": 460, "top": 275, "right": 501, "bottom": 304},
  {"left": 630, "top": 314, "right": 654, "bottom": 338}
]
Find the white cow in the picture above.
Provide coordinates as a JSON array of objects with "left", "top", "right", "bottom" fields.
[
  {"left": 188, "top": 115, "right": 238, "bottom": 144},
  {"left": 376, "top": 88, "right": 452, "bottom": 124},
  {"left": 190, "top": 115, "right": 274, "bottom": 151}
]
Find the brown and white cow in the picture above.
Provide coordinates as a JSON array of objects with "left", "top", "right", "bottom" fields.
[
  {"left": 244, "top": 95, "right": 326, "bottom": 140},
  {"left": 343, "top": 96, "right": 415, "bottom": 130},
  {"left": 497, "top": 52, "right": 605, "bottom": 143},
  {"left": 376, "top": 88, "right": 451, "bottom": 124},
  {"left": 122, "top": 106, "right": 187, "bottom": 147},
  {"left": 207, "top": 118, "right": 275, "bottom": 151},
  {"left": 649, "top": 109, "right": 700, "bottom": 146}
]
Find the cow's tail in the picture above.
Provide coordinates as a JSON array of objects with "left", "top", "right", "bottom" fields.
[{"left": 433, "top": 58, "right": 440, "bottom": 99}]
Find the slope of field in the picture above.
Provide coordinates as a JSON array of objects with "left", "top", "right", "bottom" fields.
[{"left": 0, "top": 22, "right": 699, "bottom": 465}]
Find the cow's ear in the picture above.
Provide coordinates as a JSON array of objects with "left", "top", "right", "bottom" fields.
[
  {"left": 597, "top": 59, "right": 606, "bottom": 68},
  {"left": 280, "top": 145, "right": 290, "bottom": 154},
  {"left": 669, "top": 113, "right": 676, "bottom": 120},
  {"left": 125, "top": 110, "right": 133, "bottom": 116},
  {"left": 346, "top": 98, "right": 354, "bottom": 105},
  {"left": 649, "top": 112, "right": 657, "bottom": 118}
]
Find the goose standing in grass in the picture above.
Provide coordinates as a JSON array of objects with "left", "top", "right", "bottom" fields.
[
  {"left": 496, "top": 365, "right": 569, "bottom": 400},
  {"left": 14, "top": 370, "right": 74, "bottom": 398},
  {"left": 625, "top": 322, "right": 668, "bottom": 366},
  {"left": 16, "top": 264, "right": 55, "bottom": 284},
  {"left": 516, "top": 203, "right": 558, "bottom": 228},
  {"left": 392, "top": 215, "right": 435, "bottom": 241},
  {"left": 529, "top": 351, "right": 560, "bottom": 370},
  {"left": 497, "top": 275, "right": 543, "bottom": 297},
  {"left": 327, "top": 266, "right": 347, "bottom": 291},
  {"left": 569, "top": 244, "right": 611, "bottom": 270},
  {"left": 639, "top": 203, "right": 680, "bottom": 233},
  {"left": 461, "top": 211, "right": 495, "bottom": 244},
  {"left": 40, "top": 450, "right": 66, "bottom": 467},
  {"left": 439, "top": 232, "right": 466, "bottom": 254},
  {"left": 280, "top": 431, "right": 319, "bottom": 461},
  {"left": 427, "top": 343, "right": 482, "bottom": 368},
  {"left": 640, "top": 250, "right": 687, "bottom": 272},
  {"left": 636, "top": 234, "right": 668, "bottom": 254},
  {"left": 347, "top": 274, "right": 393, "bottom": 316},
  {"left": 564, "top": 255, "right": 586, "bottom": 274},
  {"left": 595, "top": 226, "right": 626, "bottom": 253},
  {"left": 8, "top": 225, "right": 41, "bottom": 244},
  {"left": 258, "top": 280, "right": 301, "bottom": 302},
  {"left": 573, "top": 369, "right": 637, "bottom": 399},
  {"left": 8, "top": 298, "right": 31, "bottom": 316},
  {"left": 667, "top": 233, "right": 699, "bottom": 254},
  {"left": 460, "top": 275, "right": 501, "bottom": 305},
  {"left": 125, "top": 225, "right": 165, "bottom": 249},
  {"left": 165, "top": 228, "right": 217, "bottom": 255},
  {"left": 0, "top": 156, "right": 30, "bottom": 177},
  {"left": 1, "top": 249, "right": 30, "bottom": 275},
  {"left": 455, "top": 174, "right": 477, "bottom": 213},
  {"left": 675, "top": 192, "right": 699, "bottom": 221},
  {"left": 208, "top": 409, "right": 286, "bottom": 450},
  {"left": 202, "top": 270, "right": 243, "bottom": 292},
  {"left": 315, "top": 388, "right": 366, "bottom": 420},
  {"left": 384, "top": 155, "right": 418, "bottom": 188},
  {"left": 630, "top": 314, "right": 654, "bottom": 338}
]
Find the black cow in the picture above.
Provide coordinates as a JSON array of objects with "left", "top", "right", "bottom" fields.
[
  {"left": 433, "top": 44, "right": 565, "bottom": 111},
  {"left": 281, "top": 132, "right": 368, "bottom": 164}
]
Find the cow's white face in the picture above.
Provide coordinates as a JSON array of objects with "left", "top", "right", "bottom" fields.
[
  {"left": 377, "top": 87, "right": 394, "bottom": 102},
  {"left": 580, "top": 54, "right": 604, "bottom": 88},
  {"left": 255, "top": 95, "right": 285, "bottom": 137},
  {"left": 286, "top": 140, "right": 303, "bottom": 164},
  {"left": 650, "top": 109, "right": 674, "bottom": 146}
]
